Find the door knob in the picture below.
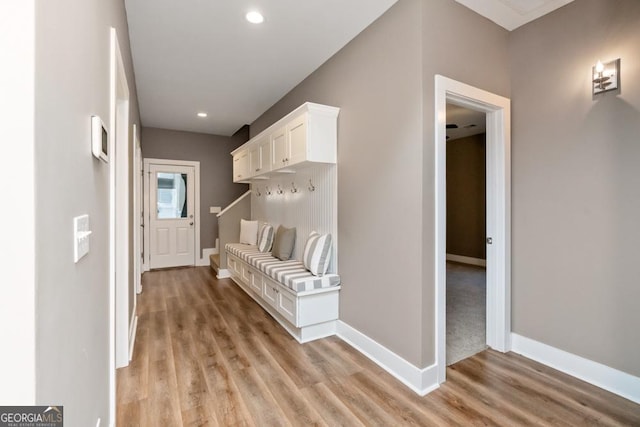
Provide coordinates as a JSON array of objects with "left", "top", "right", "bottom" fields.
[
  {"left": 486, "top": 237, "right": 493, "bottom": 244},
  {"left": 189, "top": 222, "right": 194, "bottom": 226}
]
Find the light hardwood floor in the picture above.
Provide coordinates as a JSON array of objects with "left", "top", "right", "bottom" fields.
[{"left": 117, "top": 266, "right": 640, "bottom": 426}]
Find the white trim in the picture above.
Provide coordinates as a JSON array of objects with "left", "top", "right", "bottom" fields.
[
  {"left": 435, "top": 75, "right": 511, "bottom": 384},
  {"left": 143, "top": 158, "right": 201, "bottom": 269},
  {"left": 109, "top": 26, "right": 131, "bottom": 425},
  {"left": 216, "top": 268, "right": 231, "bottom": 279},
  {"left": 133, "top": 125, "right": 142, "bottom": 294},
  {"left": 112, "top": 29, "right": 130, "bottom": 371},
  {"left": 128, "top": 314, "right": 138, "bottom": 362},
  {"left": 197, "top": 247, "right": 219, "bottom": 266},
  {"left": 217, "top": 190, "right": 252, "bottom": 218},
  {"left": 511, "top": 333, "right": 640, "bottom": 404},
  {"left": 336, "top": 321, "right": 439, "bottom": 396},
  {"left": 446, "top": 253, "right": 486, "bottom": 267}
]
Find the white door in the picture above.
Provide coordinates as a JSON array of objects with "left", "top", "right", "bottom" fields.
[{"left": 149, "top": 164, "right": 195, "bottom": 268}]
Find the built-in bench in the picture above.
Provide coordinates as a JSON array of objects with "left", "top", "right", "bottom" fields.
[{"left": 225, "top": 243, "right": 340, "bottom": 343}]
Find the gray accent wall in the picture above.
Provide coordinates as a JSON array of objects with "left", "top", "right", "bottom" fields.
[
  {"left": 34, "top": 0, "right": 140, "bottom": 425},
  {"left": 251, "top": 0, "right": 510, "bottom": 368},
  {"left": 446, "top": 133, "right": 486, "bottom": 260},
  {"left": 510, "top": 0, "right": 640, "bottom": 377},
  {"left": 141, "top": 127, "right": 249, "bottom": 253}
]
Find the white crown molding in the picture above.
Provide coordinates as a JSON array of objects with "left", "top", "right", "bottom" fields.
[{"left": 454, "top": 0, "right": 574, "bottom": 31}]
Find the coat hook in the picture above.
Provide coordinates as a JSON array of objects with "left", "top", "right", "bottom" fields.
[
  {"left": 265, "top": 186, "right": 272, "bottom": 195},
  {"left": 277, "top": 184, "right": 284, "bottom": 195},
  {"left": 308, "top": 179, "right": 315, "bottom": 192},
  {"left": 291, "top": 182, "right": 298, "bottom": 193},
  {"left": 255, "top": 186, "right": 262, "bottom": 197}
]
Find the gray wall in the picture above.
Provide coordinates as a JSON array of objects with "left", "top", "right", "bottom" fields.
[
  {"left": 510, "top": 0, "right": 640, "bottom": 377},
  {"left": 141, "top": 127, "right": 249, "bottom": 253},
  {"left": 251, "top": 0, "right": 510, "bottom": 367},
  {"left": 446, "top": 133, "right": 486, "bottom": 259},
  {"left": 34, "top": 0, "right": 140, "bottom": 425}
]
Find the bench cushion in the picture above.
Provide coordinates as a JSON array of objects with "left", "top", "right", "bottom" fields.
[{"left": 226, "top": 243, "right": 340, "bottom": 293}]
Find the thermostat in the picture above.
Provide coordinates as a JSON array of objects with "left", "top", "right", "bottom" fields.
[{"left": 91, "top": 115, "right": 109, "bottom": 162}]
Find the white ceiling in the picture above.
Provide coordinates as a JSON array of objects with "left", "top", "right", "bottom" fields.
[
  {"left": 125, "top": 0, "right": 398, "bottom": 136},
  {"left": 126, "top": 0, "right": 573, "bottom": 137},
  {"left": 446, "top": 104, "right": 486, "bottom": 141},
  {"left": 454, "top": 0, "right": 574, "bottom": 31}
]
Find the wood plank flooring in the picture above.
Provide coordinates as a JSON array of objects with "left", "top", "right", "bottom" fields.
[{"left": 117, "top": 266, "right": 640, "bottom": 426}]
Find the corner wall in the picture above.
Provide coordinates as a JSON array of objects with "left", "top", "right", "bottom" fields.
[
  {"left": 34, "top": 0, "right": 140, "bottom": 424},
  {"left": 510, "top": 0, "right": 640, "bottom": 377},
  {"left": 251, "top": 0, "right": 425, "bottom": 366}
]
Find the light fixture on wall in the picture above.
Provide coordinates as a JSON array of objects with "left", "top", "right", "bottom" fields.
[{"left": 592, "top": 59, "right": 620, "bottom": 95}]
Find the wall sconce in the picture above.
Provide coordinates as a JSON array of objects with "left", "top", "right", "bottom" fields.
[{"left": 593, "top": 59, "right": 620, "bottom": 95}]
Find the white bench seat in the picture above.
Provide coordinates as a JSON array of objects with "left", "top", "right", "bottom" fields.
[
  {"left": 225, "top": 243, "right": 340, "bottom": 343},
  {"left": 225, "top": 243, "right": 340, "bottom": 292}
]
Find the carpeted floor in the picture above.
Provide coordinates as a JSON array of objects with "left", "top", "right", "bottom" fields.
[{"left": 446, "top": 261, "right": 487, "bottom": 365}]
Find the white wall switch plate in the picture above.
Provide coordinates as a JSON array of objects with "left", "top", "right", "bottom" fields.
[
  {"left": 210, "top": 206, "right": 221, "bottom": 214},
  {"left": 73, "top": 214, "right": 92, "bottom": 263}
]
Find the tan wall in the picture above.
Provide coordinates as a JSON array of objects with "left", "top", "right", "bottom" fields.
[
  {"left": 34, "top": 0, "right": 141, "bottom": 423},
  {"left": 141, "top": 127, "right": 249, "bottom": 252},
  {"left": 251, "top": 0, "right": 510, "bottom": 368},
  {"left": 446, "top": 133, "right": 486, "bottom": 259},
  {"left": 419, "top": 0, "right": 510, "bottom": 366},
  {"left": 251, "top": 0, "right": 425, "bottom": 365},
  {"left": 510, "top": 0, "right": 640, "bottom": 376}
]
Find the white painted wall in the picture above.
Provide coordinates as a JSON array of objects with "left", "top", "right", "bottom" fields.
[{"left": 0, "top": 0, "right": 36, "bottom": 405}]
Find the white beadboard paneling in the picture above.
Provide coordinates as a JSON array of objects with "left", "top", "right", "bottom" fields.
[{"left": 251, "top": 164, "right": 338, "bottom": 273}]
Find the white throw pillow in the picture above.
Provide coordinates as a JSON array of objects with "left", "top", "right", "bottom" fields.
[
  {"left": 239, "top": 219, "right": 259, "bottom": 245},
  {"left": 303, "top": 231, "right": 332, "bottom": 276},
  {"left": 257, "top": 224, "right": 274, "bottom": 252}
]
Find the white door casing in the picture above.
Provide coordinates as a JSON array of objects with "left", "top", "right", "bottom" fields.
[
  {"left": 434, "top": 75, "right": 511, "bottom": 383},
  {"left": 109, "top": 27, "right": 131, "bottom": 423},
  {"left": 144, "top": 158, "right": 201, "bottom": 270},
  {"left": 133, "top": 125, "right": 142, "bottom": 293}
]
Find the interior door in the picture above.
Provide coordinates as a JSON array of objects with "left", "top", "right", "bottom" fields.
[{"left": 149, "top": 164, "right": 195, "bottom": 268}]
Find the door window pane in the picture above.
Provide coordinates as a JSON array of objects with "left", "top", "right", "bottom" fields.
[{"left": 157, "top": 172, "right": 187, "bottom": 219}]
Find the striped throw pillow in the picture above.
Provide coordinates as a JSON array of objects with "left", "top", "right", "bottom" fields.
[
  {"left": 303, "top": 232, "right": 332, "bottom": 276},
  {"left": 257, "top": 224, "right": 274, "bottom": 253}
]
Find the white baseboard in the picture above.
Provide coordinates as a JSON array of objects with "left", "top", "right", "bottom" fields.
[
  {"left": 511, "top": 333, "right": 640, "bottom": 404},
  {"left": 128, "top": 314, "right": 138, "bottom": 362},
  {"left": 216, "top": 268, "right": 231, "bottom": 279},
  {"left": 197, "top": 247, "right": 219, "bottom": 266},
  {"left": 336, "top": 321, "right": 438, "bottom": 396},
  {"left": 446, "top": 253, "right": 486, "bottom": 267}
]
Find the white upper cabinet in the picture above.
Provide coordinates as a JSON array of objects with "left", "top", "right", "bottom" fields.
[
  {"left": 249, "top": 135, "right": 271, "bottom": 178},
  {"left": 270, "top": 126, "right": 288, "bottom": 171},
  {"left": 233, "top": 149, "right": 249, "bottom": 183},
  {"left": 232, "top": 102, "right": 339, "bottom": 182}
]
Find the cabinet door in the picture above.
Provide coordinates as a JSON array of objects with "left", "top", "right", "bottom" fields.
[
  {"left": 249, "top": 269, "right": 262, "bottom": 294},
  {"left": 277, "top": 291, "right": 297, "bottom": 325},
  {"left": 286, "top": 113, "right": 307, "bottom": 166},
  {"left": 258, "top": 138, "right": 272, "bottom": 173},
  {"left": 262, "top": 281, "right": 278, "bottom": 308},
  {"left": 233, "top": 150, "right": 249, "bottom": 182},
  {"left": 249, "top": 144, "right": 261, "bottom": 176},
  {"left": 271, "top": 126, "right": 287, "bottom": 170}
]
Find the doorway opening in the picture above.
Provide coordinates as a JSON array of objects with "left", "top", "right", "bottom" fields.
[
  {"left": 143, "top": 158, "right": 201, "bottom": 270},
  {"left": 445, "top": 104, "right": 487, "bottom": 365},
  {"left": 435, "top": 75, "right": 511, "bottom": 383}
]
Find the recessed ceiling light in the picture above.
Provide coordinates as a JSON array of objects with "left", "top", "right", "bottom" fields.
[
  {"left": 245, "top": 11, "right": 264, "bottom": 24},
  {"left": 197, "top": 112, "right": 207, "bottom": 118}
]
